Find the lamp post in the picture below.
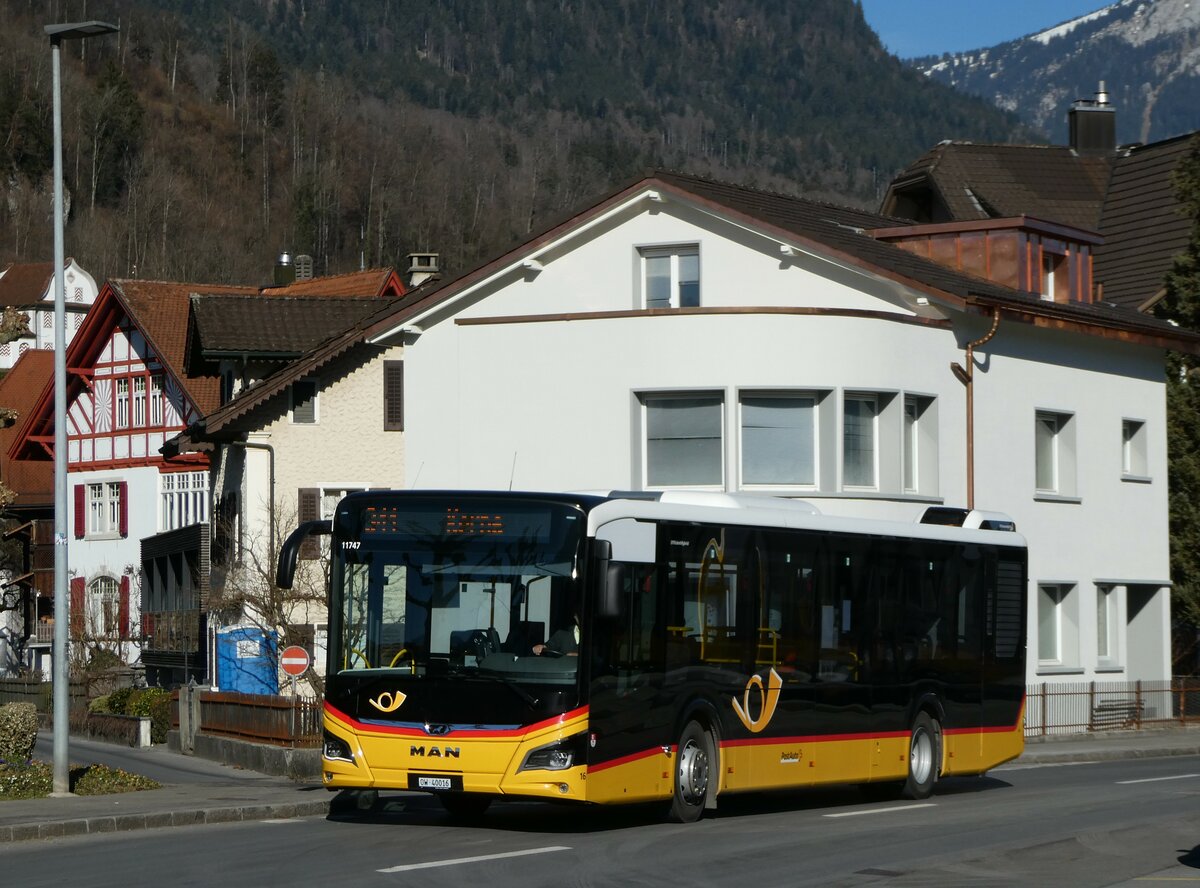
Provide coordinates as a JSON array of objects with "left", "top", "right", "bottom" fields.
[{"left": 45, "top": 20, "right": 118, "bottom": 797}]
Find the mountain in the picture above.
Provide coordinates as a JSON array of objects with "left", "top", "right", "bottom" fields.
[
  {"left": 913, "top": 0, "right": 1200, "bottom": 146},
  {"left": 0, "top": 0, "right": 1033, "bottom": 285}
]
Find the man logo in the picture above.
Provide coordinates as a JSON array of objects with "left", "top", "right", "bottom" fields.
[{"left": 410, "top": 745, "right": 461, "bottom": 758}]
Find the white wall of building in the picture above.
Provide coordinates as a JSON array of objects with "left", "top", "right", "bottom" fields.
[{"left": 396, "top": 195, "right": 1173, "bottom": 687}]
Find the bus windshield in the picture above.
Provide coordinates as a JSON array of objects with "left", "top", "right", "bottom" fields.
[{"left": 330, "top": 495, "right": 585, "bottom": 686}]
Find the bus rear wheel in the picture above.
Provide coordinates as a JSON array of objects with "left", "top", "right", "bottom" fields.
[
  {"left": 668, "top": 721, "right": 713, "bottom": 823},
  {"left": 438, "top": 792, "right": 492, "bottom": 819},
  {"left": 902, "top": 712, "right": 940, "bottom": 800}
]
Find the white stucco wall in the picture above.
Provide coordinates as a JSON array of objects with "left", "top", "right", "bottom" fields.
[{"left": 393, "top": 196, "right": 1173, "bottom": 687}]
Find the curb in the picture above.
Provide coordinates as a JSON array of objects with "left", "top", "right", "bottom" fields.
[
  {"left": 0, "top": 798, "right": 331, "bottom": 844},
  {"left": 1016, "top": 745, "right": 1200, "bottom": 766}
]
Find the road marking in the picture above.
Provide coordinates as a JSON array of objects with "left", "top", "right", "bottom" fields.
[
  {"left": 378, "top": 846, "right": 571, "bottom": 873},
  {"left": 1117, "top": 773, "right": 1200, "bottom": 785},
  {"left": 823, "top": 803, "right": 936, "bottom": 818}
]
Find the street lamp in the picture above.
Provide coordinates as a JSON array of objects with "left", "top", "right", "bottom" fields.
[{"left": 45, "top": 19, "right": 118, "bottom": 797}]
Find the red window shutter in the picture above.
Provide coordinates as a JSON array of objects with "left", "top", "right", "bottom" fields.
[
  {"left": 74, "top": 484, "right": 85, "bottom": 538},
  {"left": 298, "top": 488, "right": 319, "bottom": 561},
  {"left": 118, "top": 481, "right": 129, "bottom": 537},
  {"left": 118, "top": 575, "right": 131, "bottom": 640},
  {"left": 69, "top": 577, "right": 85, "bottom": 637}
]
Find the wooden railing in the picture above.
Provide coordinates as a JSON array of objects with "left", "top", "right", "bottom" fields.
[{"left": 178, "top": 690, "right": 322, "bottom": 747}]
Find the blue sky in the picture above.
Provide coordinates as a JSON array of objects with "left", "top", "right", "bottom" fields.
[{"left": 859, "top": 1, "right": 1111, "bottom": 58}]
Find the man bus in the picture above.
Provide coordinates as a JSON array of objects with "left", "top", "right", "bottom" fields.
[{"left": 277, "top": 489, "right": 1026, "bottom": 822}]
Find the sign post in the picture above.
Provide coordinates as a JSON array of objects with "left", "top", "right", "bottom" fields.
[{"left": 280, "top": 645, "right": 311, "bottom": 742}]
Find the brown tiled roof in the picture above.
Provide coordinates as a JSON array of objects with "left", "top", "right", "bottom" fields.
[
  {"left": 1095, "top": 133, "right": 1198, "bottom": 309},
  {"left": 111, "top": 280, "right": 258, "bottom": 416},
  {"left": 886, "top": 143, "right": 1112, "bottom": 231},
  {"left": 0, "top": 262, "right": 54, "bottom": 308},
  {"left": 190, "top": 295, "right": 385, "bottom": 356},
  {"left": 0, "top": 350, "right": 54, "bottom": 506},
  {"left": 260, "top": 268, "right": 399, "bottom": 297}
]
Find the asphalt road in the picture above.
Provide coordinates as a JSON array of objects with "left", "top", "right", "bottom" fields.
[{"left": 3, "top": 756, "right": 1199, "bottom": 887}]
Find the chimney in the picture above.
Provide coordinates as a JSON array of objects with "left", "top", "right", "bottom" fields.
[
  {"left": 406, "top": 252, "right": 440, "bottom": 288},
  {"left": 273, "top": 251, "right": 295, "bottom": 286},
  {"left": 294, "top": 254, "right": 314, "bottom": 281},
  {"left": 1068, "top": 81, "right": 1116, "bottom": 156}
]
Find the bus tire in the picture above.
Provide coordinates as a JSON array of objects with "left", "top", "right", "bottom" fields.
[
  {"left": 902, "top": 712, "right": 940, "bottom": 800},
  {"left": 438, "top": 792, "right": 492, "bottom": 819},
  {"left": 668, "top": 721, "right": 713, "bottom": 823}
]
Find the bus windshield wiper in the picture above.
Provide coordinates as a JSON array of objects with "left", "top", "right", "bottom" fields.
[{"left": 460, "top": 671, "right": 539, "bottom": 708}]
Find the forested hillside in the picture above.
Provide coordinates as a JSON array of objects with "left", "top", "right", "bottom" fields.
[{"left": 1, "top": 0, "right": 1034, "bottom": 285}]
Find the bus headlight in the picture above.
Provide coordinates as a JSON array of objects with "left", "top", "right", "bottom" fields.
[
  {"left": 323, "top": 731, "right": 355, "bottom": 763},
  {"left": 518, "top": 733, "right": 586, "bottom": 772}
]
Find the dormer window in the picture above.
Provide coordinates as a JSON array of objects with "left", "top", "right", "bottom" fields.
[{"left": 641, "top": 246, "right": 699, "bottom": 309}]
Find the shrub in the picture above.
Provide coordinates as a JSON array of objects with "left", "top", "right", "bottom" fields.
[
  {"left": 88, "top": 694, "right": 111, "bottom": 714},
  {"left": 72, "top": 764, "right": 158, "bottom": 795},
  {"left": 0, "top": 761, "right": 51, "bottom": 799},
  {"left": 106, "top": 686, "right": 134, "bottom": 715},
  {"left": 127, "top": 688, "right": 171, "bottom": 743},
  {"left": 0, "top": 703, "right": 38, "bottom": 765}
]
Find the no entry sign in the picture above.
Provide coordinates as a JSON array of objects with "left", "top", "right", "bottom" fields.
[{"left": 280, "top": 645, "right": 311, "bottom": 676}]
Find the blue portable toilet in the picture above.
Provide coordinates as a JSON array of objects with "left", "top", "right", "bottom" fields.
[{"left": 216, "top": 627, "right": 279, "bottom": 694}]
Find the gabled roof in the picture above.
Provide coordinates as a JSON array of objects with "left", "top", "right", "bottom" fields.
[
  {"left": 884, "top": 142, "right": 1112, "bottom": 231},
  {"left": 0, "top": 350, "right": 53, "bottom": 507},
  {"left": 189, "top": 295, "right": 386, "bottom": 359},
  {"left": 259, "top": 267, "right": 405, "bottom": 298},
  {"left": 0, "top": 262, "right": 55, "bottom": 308},
  {"left": 168, "top": 169, "right": 1200, "bottom": 456},
  {"left": 1095, "top": 133, "right": 1198, "bottom": 309},
  {"left": 11, "top": 278, "right": 258, "bottom": 461}
]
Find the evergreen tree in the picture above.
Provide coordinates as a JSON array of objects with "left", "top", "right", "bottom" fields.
[{"left": 1153, "top": 135, "right": 1200, "bottom": 671}]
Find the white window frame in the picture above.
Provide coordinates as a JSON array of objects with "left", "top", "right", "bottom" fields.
[
  {"left": 87, "top": 481, "right": 122, "bottom": 538},
  {"left": 115, "top": 378, "right": 130, "bottom": 429},
  {"left": 1037, "top": 582, "right": 1079, "bottom": 669},
  {"left": 1121, "top": 418, "right": 1148, "bottom": 479},
  {"left": 738, "top": 391, "right": 819, "bottom": 489},
  {"left": 149, "top": 374, "right": 164, "bottom": 426},
  {"left": 1096, "top": 584, "right": 1120, "bottom": 667},
  {"left": 640, "top": 245, "right": 700, "bottom": 309},
  {"left": 842, "top": 393, "right": 879, "bottom": 490},
  {"left": 132, "top": 376, "right": 146, "bottom": 428},
  {"left": 159, "top": 470, "right": 210, "bottom": 532},
  {"left": 642, "top": 392, "right": 724, "bottom": 490},
  {"left": 1035, "top": 410, "right": 1077, "bottom": 498},
  {"left": 88, "top": 575, "right": 121, "bottom": 639},
  {"left": 290, "top": 378, "right": 319, "bottom": 424}
]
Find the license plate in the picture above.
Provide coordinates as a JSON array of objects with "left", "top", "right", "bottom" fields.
[{"left": 408, "top": 773, "right": 463, "bottom": 792}]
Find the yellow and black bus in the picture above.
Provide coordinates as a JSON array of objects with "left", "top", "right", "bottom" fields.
[{"left": 277, "top": 489, "right": 1026, "bottom": 822}]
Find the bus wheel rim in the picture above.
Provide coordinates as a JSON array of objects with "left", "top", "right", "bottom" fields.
[
  {"left": 678, "top": 738, "right": 709, "bottom": 805},
  {"left": 910, "top": 727, "right": 933, "bottom": 784}
]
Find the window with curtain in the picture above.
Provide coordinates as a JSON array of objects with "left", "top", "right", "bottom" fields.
[
  {"left": 644, "top": 394, "right": 723, "bottom": 487},
  {"left": 843, "top": 394, "right": 878, "bottom": 488},
  {"left": 740, "top": 394, "right": 816, "bottom": 486}
]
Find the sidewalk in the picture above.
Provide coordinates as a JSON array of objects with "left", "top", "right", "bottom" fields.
[{"left": 2, "top": 726, "right": 1199, "bottom": 843}]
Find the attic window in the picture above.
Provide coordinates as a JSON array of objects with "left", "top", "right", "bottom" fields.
[
  {"left": 641, "top": 246, "right": 699, "bottom": 309},
  {"left": 291, "top": 379, "right": 318, "bottom": 424}
]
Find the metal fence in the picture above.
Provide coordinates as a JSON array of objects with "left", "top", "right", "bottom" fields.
[
  {"left": 180, "top": 690, "right": 322, "bottom": 748},
  {"left": 1025, "top": 677, "right": 1200, "bottom": 736}
]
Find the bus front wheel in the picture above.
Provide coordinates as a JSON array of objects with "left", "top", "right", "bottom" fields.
[
  {"left": 668, "top": 721, "right": 713, "bottom": 823},
  {"left": 902, "top": 712, "right": 940, "bottom": 800}
]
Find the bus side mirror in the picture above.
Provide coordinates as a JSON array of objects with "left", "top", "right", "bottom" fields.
[
  {"left": 594, "top": 539, "right": 622, "bottom": 618},
  {"left": 276, "top": 520, "right": 332, "bottom": 589}
]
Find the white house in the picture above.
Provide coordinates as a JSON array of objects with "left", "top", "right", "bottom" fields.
[
  {"left": 353, "top": 171, "right": 1199, "bottom": 701},
  {"left": 0, "top": 259, "right": 99, "bottom": 369}
]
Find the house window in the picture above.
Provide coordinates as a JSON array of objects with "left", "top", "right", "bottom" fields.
[
  {"left": 740, "top": 393, "right": 816, "bottom": 487},
  {"left": 384, "top": 361, "right": 404, "bottom": 431},
  {"left": 644, "top": 394, "right": 723, "bottom": 488},
  {"left": 87, "top": 482, "right": 124, "bottom": 536},
  {"left": 1040, "top": 251, "right": 1066, "bottom": 302},
  {"left": 642, "top": 246, "right": 700, "bottom": 309},
  {"left": 843, "top": 394, "right": 878, "bottom": 489},
  {"left": 297, "top": 485, "right": 369, "bottom": 560},
  {"left": 291, "top": 379, "right": 318, "bottom": 424},
  {"left": 150, "top": 374, "right": 164, "bottom": 426},
  {"left": 1097, "top": 584, "right": 1118, "bottom": 664},
  {"left": 160, "top": 470, "right": 209, "bottom": 532},
  {"left": 88, "top": 576, "right": 121, "bottom": 638},
  {"left": 132, "top": 376, "right": 146, "bottom": 427},
  {"left": 1035, "top": 410, "right": 1076, "bottom": 497},
  {"left": 1122, "top": 419, "right": 1147, "bottom": 478},
  {"left": 904, "top": 397, "right": 919, "bottom": 492},
  {"left": 115, "top": 378, "right": 130, "bottom": 429},
  {"left": 1037, "top": 583, "right": 1078, "bottom": 667}
]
